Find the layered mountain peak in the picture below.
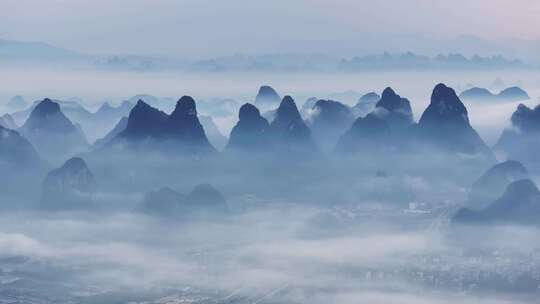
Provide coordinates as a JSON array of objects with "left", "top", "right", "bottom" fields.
[
  {"left": 499, "top": 86, "right": 529, "bottom": 101},
  {"left": 269, "top": 96, "right": 316, "bottom": 153},
  {"left": 120, "top": 100, "right": 168, "bottom": 139},
  {"left": 113, "top": 97, "right": 214, "bottom": 153},
  {"left": 510, "top": 103, "right": 540, "bottom": 133},
  {"left": 255, "top": 85, "right": 281, "bottom": 106},
  {"left": 420, "top": 83, "right": 469, "bottom": 125},
  {"left": 454, "top": 178, "right": 540, "bottom": 226},
  {"left": 227, "top": 103, "right": 270, "bottom": 151},
  {"left": 168, "top": 96, "right": 209, "bottom": 145},
  {"left": 275, "top": 95, "right": 302, "bottom": 123},
  {"left": 380, "top": 87, "right": 396, "bottom": 100},
  {"left": 239, "top": 103, "right": 262, "bottom": 121},
  {"left": 467, "top": 160, "right": 529, "bottom": 210},
  {"left": 373, "top": 87, "right": 413, "bottom": 128},
  {"left": 502, "top": 179, "right": 540, "bottom": 199},
  {"left": 41, "top": 157, "right": 97, "bottom": 209},
  {"left": 416, "top": 84, "right": 492, "bottom": 156},
  {"left": 171, "top": 95, "right": 198, "bottom": 117},
  {"left": 22, "top": 98, "right": 74, "bottom": 132},
  {"left": 19, "top": 98, "right": 89, "bottom": 161}
]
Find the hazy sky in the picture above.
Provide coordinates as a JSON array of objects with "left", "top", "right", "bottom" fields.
[{"left": 1, "top": 0, "right": 539, "bottom": 58}]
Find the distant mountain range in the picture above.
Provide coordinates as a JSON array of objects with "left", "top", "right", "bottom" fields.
[{"left": 0, "top": 38, "right": 537, "bottom": 71}]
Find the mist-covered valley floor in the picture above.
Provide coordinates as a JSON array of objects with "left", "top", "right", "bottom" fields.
[{"left": 2, "top": 69, "right": 540, "bottom": 303}]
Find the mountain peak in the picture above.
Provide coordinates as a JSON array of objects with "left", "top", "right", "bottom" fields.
[
  {"left": 373, "top": 87, "right": 413, "bottom": 128},
  {"left": 34, "top": 98, "right": 61, "bottom": 114},
  {"left": 276, "top": 95, "right": 302, "bottom": 122},
  {"left": 227, "top": 103, "right": 270, "bottom": 151},
  {"left": 255, "top": 85, "right": 281, "bottom": 106},
  {"left": 502, "top": 179, "right": 540, "bottom": 199},
  {"left": 172, "top": 96, "right": 197, "bottom": 117},
  {"left": 419, "top": 83, "right": 469, "bottom": 126},
  {"left": 381, "top": 87, "right": 396, "bottom": 99},
  {"left": 22, "top": 98, "right": 76, "bottom": 133},
  {"left": 41, "top": 157, "right": 97, "bottom": 209},
  {"left": 239, "top": 103, "right": 262, "bottom": 121}
]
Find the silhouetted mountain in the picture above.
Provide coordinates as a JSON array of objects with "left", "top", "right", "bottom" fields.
[
  {"left": 509, "top": 104, "right": 540, "bottom": 133},
  {"left": 136, "top": 184, "right": 228, "bottom": 219},
  {"left": 40, "top": 157, "right": 97, "bottom": 210},
  {"left": 466, "top": 160, "right": 529, "bottom": 210},
  {"left": 11, "top": 99, "right": 92, "bottom": 126},
  {"left": 116, "top": 100, "right": 169, "bottom": 140},
  {"left": 307, "top": 99, "right": 354, "bottom": 152},
  {"left": 269, "top": 96, "right": 317, "bottom": 154},
  {"left": 168, "top": 96, "right": 215, "bottom": 151},
  {"left": 454, "top": 179, "right": 540, "bottom": 226},
  {"left": 498, "top": 87, "right": 530, "bottom": 102},
  {"left": 0, "top": 114, "right": 17, "bottom": 129},
  {"left": 460, "top": 86, "right": 530, "bottom": 102},
  {"left": 459, "top": 87, "right": 494, "bottom": 101},
  {"left": 19, "top": 98, "right": 89, "bottom": 161},
  {"left": 0, "top": 125, "right": 43, "bottom": 170},
  {"left": 372, "top": 87, "right": 414, "bottom": 129},
  {"left": 227, "top": 103, "right": 270, "bottom": 151},
  {"left": 335, "top": 113, "right": 391, "bottom": 154},
  {"left": 93, "top": 116, "right": 128, "bottom": 148},
  {"left": 494, "top": 103, "right": 540, "bottom": 169},
  {"left": 255, "top": 85, "right": 281, "bottom": 107},
  {"left": 417, "top": 83, "right": 492, "bottom": 156},
  {"left": 351, "top": 92, "right": 380, "bottom": 117},
  {"left": 113, "top": 97, "right": 215, "bottom": 154}
]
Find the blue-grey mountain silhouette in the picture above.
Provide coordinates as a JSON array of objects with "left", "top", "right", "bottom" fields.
[
  {"left": 494, "top": 103, "right": 540, "bottom": 170},
  {"left": 113, "top": 97, "right": 215, "bottom": 154},
  {"left": 459, "top": 87, "right": 494, "bottom": 101},
  {"left": 460, "top": 86, "right": 529, "bottom": 102},
  {"left": 466, "top": 160, "right": 529, "bottom": 210},
  {"left": 417, "top": 83, "right": 492, "bottom": 156},
  {"left": 254, "top": 85, "right": 281, "bottom": 107},
  {"left": 227, "top": 103, "right": 270, "bottom": 151},
  {"left": 372, "top": 87, "right": 414, "bottom": 129},
  {"left": 498, "top": 87, "right": 530, "bottom": 102},
  {"left": 269, "top": 96, "right": 317, "bottom": 154},
  {"left": 454, "top": 179, "right": 540, "bottom": 226},
  {"left": 40, "top": 157, "right": 97, "bottom": 210},
  {"left": 19, "top": 98, "right": 89, "bottom": 161}
]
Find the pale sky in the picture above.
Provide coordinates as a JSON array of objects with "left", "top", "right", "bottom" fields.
[{"left": 1, "top": 0, "right": 539, "bottom": 58}]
